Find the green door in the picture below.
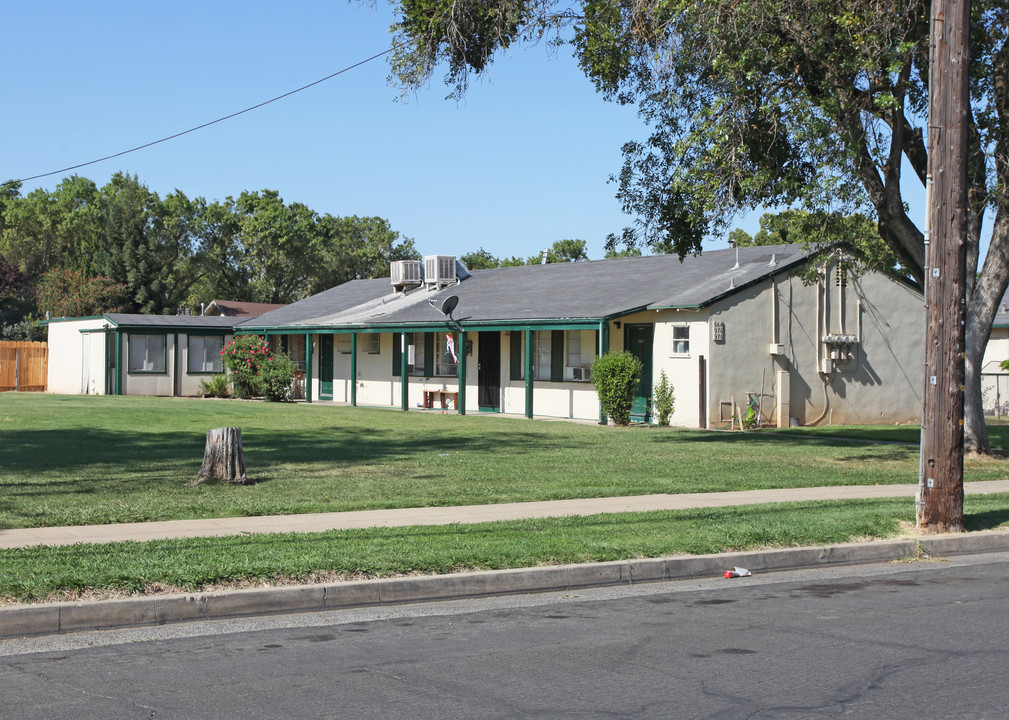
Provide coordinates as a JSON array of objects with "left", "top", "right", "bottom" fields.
[
  {"left": 624, "top": 324, "right": 654, "bottom": 423},
  {"left": 319, "top": 336, "right": 334, "bottom": 400}
]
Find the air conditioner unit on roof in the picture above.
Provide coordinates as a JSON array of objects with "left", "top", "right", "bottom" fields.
[
  {"left": 391, "top": 260, "right": 423, "bottom": 290},
  {"left": 424, "top": 255, "right": 457, "bottom": 289}
]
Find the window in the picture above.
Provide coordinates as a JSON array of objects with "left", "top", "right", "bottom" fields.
[
  {"left": 435, "top": 333, "right": 458, "bottom": 376},
  {"left": 533, "top": 331, "right": 552, "bottom": 380},
  {"left": 672, "top": 325, "right": 690, "bottom": 355},
  {"left": 511, "top": 330, "right": 596, "bottom": 382},
  {"left": 188, "top": 335, "right": 223, "bottom": 373},
  {"left": 410, "top": 333, "right": 426, "bottom": 376},
  {"left": 128, "top": 334, "right": 166, "bottom": 373},
  {"left": 565, "top": 330, "right": 595, "bottom": 381},
  {"left": 362, "top": 334, "right": 380, "bottom": 354},
  {"left": 337, "top": 336, "right": 352, "bottom": 354}
]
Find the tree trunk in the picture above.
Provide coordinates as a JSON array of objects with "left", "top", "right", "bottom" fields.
[
  {"left": 195, "top": 427, "right": 249, "bottom": 485},
  {"left": 964, "top": 211, "right": 1009, "bottom": 455}
]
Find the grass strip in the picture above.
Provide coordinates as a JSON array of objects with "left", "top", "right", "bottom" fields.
[{"left": 4, "top": 494, "right": 1009, "bottom": 604}]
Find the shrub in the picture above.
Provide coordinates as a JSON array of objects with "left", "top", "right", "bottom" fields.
[
  {"left": 259, "top": 352, "right": 297, "bottom": 402},
  {"left": 198, "top": 374, "right": 231, "bottom": 398},
  {"left": 591, "top": 351, "right": 643, "bottom": 426},
  {"left": 220, "top": 335, "right": 272, "bottom": 399},
  {"left": 653, "top": 371, "right": 675, "bottom": 426}
]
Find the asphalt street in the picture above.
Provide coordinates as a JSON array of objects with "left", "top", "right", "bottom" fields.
[{"left": 4, "top": 552, "right": 1009, "bottom": 719}]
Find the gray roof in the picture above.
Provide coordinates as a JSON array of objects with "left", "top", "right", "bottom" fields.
[
  {"left": 238, "top": 244, "right": 813, "bottom": 331},
  {"left": 104, "top": 314, "right": 242, "bottom": 330}
]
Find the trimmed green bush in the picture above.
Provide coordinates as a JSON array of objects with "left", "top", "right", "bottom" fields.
[
  {"left": 260, "top": 353, "right": 297, "bottom": 402},
  {"left": 591, "top": 351, "right": 643, "bottom": 426},
  {"left": 653, "top": 370, "right": 675, "bottom": 426}
]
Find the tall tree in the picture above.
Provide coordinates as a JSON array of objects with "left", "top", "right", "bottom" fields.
[{"left": 382, "top": 0, "right": 1009, "bottom": 454}]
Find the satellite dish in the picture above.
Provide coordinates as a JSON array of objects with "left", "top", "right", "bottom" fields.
[{"left": 438, "top": 295, "right": 459, "bottom": 316}]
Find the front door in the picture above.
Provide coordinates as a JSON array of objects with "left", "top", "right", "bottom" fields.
[
  {"left": 625, "top": 324, "right": 654, "bottom": 423},
  {"left": 318, "top": 336, "right": 334, "bottom": 400},
  {"left": 478, "top": 332, "right": 501, "bottom": 412}
]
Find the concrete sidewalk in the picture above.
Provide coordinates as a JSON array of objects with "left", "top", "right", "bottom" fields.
[
  {"left": 4, "top": 480, "right": 1009, "bottom": 639},
  {"left": 4, "top": 479, "right": 1009, "bottom": 549}
]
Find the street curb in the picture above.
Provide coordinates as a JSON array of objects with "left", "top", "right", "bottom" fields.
[{"left": 3, "top": 530, "right": 1009, "bottom": 639}]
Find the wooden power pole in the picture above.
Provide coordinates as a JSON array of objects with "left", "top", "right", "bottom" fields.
[{"left": 918, "top": 0, "right": 970, "bottom": 532}]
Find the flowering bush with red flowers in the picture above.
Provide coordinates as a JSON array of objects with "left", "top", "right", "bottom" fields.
[{"left": 220, "top": 334, "right": 294, "bottom": 400}]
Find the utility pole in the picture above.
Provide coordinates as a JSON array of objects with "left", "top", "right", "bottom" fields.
[{"left": 918, "top": 0, "right": 970, "bottom": 532}]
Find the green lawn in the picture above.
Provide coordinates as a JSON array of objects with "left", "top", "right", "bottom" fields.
[
  {"left": 3, "top": 393, "right": 1009, "bottom": 529},
  {"left": 3, "top": 393, "right": 1009, "bottom": 603}
]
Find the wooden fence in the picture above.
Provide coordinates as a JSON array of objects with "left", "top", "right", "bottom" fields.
[{"left": 0, "top": 341, "right": 48, "bottom": 392}]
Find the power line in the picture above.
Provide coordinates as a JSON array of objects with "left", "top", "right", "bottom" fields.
[{"left": 14, "top": 47, "right": 394, "bottom": 184}]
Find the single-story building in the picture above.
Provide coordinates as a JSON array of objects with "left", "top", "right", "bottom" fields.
[
  {"left": 235, "top": 244, "right": 925, "bottom": 426},
  {"left": 981, "top": 293, "right": 1009, "bottom": 415},
  {"left": 45, "top": 314, "right": 241, "bottom": 396}
]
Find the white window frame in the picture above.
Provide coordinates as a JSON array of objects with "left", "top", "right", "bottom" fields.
[{"left": 672, "top": 325, "right": 690, "bottom": 355}]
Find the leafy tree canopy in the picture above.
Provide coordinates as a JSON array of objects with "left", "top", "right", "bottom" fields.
[{"left": 383, "top": 0, "right": 1009, "bottom": 453}]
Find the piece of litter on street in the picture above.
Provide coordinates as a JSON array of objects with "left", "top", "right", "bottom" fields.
[{"left": 723, "top": 567, "right": 752, "bottom": 578}]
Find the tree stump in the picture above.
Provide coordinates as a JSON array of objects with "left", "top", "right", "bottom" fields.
[{"left": 194, "top": 427, "right": 249, "bottom": 485}]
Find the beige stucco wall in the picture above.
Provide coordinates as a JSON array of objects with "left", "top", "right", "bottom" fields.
[
  {"left": 706, "top": 265, "right": 923, "bottom": 427},
  {"left": 46, "top": 318, "right": 107, "bottom": 394},
  {"left": 981, "top": 327, "right": 1009, "bottom": 413},
  {"left": 613, "top": 309, "right": 710, "bottom": 427},
  {"left": 310, "top": 330, "right": 602, "bottom": 420}
]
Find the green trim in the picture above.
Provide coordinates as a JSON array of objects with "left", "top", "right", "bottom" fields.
[
  {"left": 399, "top": 333, "right": 409, "bottom": 411},
  {"left": 114, "top": 332, "right": 122, "bottom": 395},
  {"left": 350, "top": 333, "right": 358, "bottom": 406},
  {"left": 509, "top": 330, "right": 522, "bottom": 381},
  {"left": 458, "top": 330, "right": 467, "bottom": 416},
  {"left": 238, "top": 320, "right": 602, "bottom": 335},
  {"left": 550, "top": 330, "right": 564, "bottom": 383},
  {"left": 524, "top": 329, "right": 534, "bottom": 419},
  {"left": 305, "top": 333, "right": 313, "bottom": 403},
  {"left": 172, "top": 333, "right": 179, "bottom": 397},
  {"left": 392, "top": 333, "right": 402, "bottom": 376},
  {"left": 598, "top": 321, "right": 609, "bottom": 425}
]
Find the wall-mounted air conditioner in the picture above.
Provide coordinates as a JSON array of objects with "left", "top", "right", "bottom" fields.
[
  {"left": 566, "top": 366, "right": 592, "bottom": 381},
  {"left": 391, "top": 260, "right": 423, "bottom": 290},
  {"left": 424, "top": 255, "right": 457, "bottom": 289}
]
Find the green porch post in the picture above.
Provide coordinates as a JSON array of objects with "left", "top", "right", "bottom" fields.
[
  {"left": 457, "top": 330, "right": 467, "bottom": 416},
  {"left": 524, "top": 328, "right": 534, "bottom": 419},
  {"left": 599, "top": 320, "right": 610, "bottom": 425},
  {"left": 305, "top": 333, "right": 313, "bottom": 403},
  {"left": 350, "top": 333, "right": 358, "bottom": 406},
  {"left": 114, "top": 331, "right": 122, "bottom": 396},
  {"left": 400, "top": 332, "right": 409, "bottom": 411},
  {"left": 172, "top": 333, "right": 179, "bottom": 398}
]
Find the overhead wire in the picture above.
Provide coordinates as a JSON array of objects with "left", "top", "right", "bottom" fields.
[{"left": 13, "top": 47, "right": 395, "bottom": 184}]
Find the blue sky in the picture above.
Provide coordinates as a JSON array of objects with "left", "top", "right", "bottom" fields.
[{"left": 3, "top": 2, "right": 929, "bottom": 263}]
